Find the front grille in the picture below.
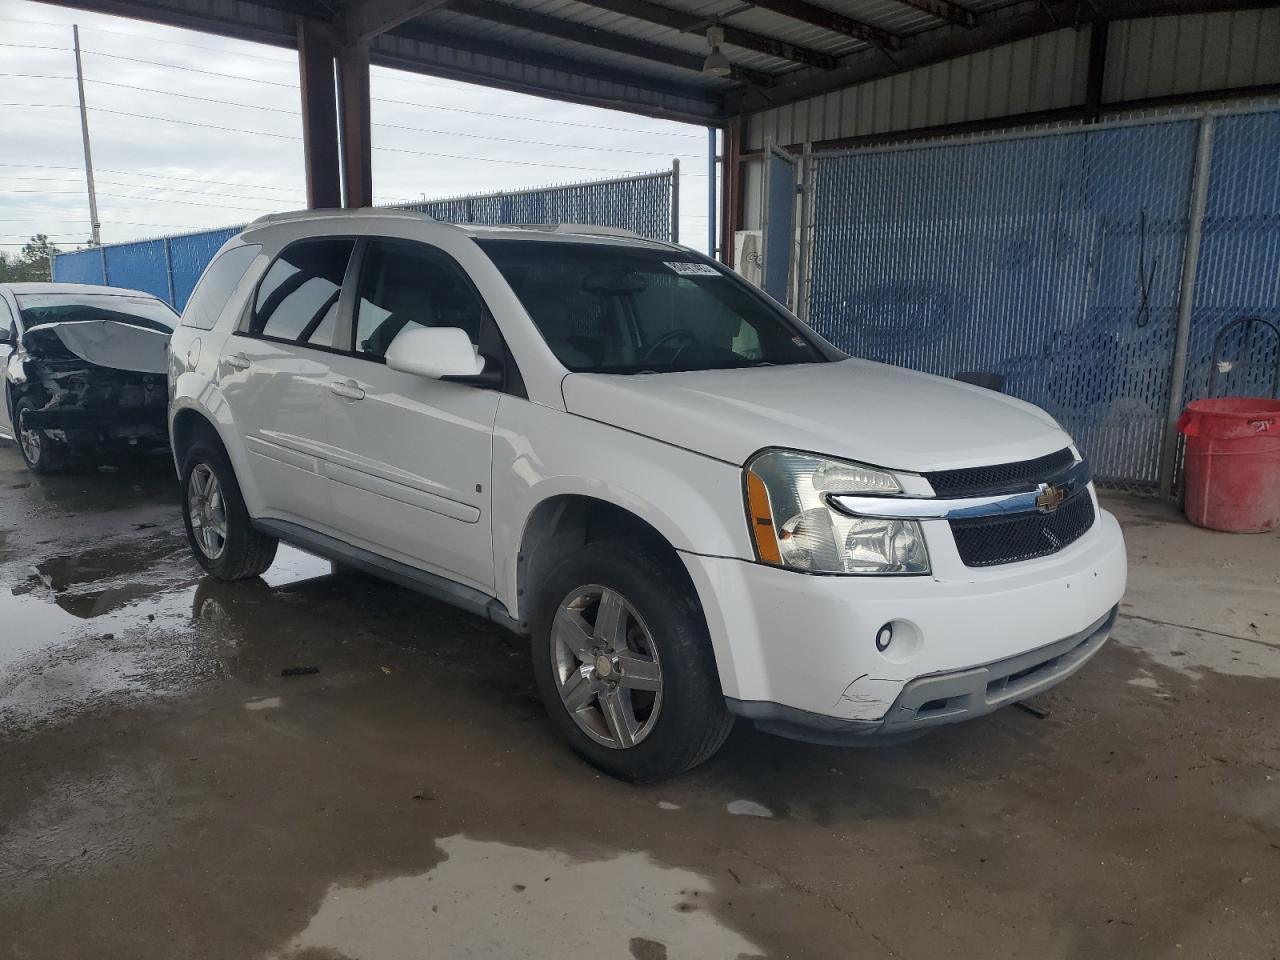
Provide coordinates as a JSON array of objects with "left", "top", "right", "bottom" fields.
[
  {"left": 925, "top": 447, "right": 1075, "bottom": 497},
  {"left": 950, "top": 491, "right": 1096, "bottom": 567}
]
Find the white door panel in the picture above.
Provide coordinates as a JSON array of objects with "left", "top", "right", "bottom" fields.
[
  {"left": 218, "top": 333, "right": 333, "bottom": 522},
  {"left": 322, "top": 353, "right": 499, "bottom": 591}
]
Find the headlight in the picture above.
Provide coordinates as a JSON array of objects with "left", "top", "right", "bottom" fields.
[{"left": 744, "top": 449, "right": 930, "bottom": 575}]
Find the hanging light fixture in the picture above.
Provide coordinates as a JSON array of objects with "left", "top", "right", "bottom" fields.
[{"left": 703, "top": 25, "right": 731, "bottom": 77}]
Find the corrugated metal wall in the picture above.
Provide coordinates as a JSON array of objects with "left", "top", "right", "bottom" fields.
[
  {"left": 745, "top": 28, "right": 1087, "bottom": 153},
  {"left": 803, "top": 106, "right": 1280, "bottom": 491},
  {"left": 51, "top": 172, "right": 673, "bottom": 311},
  {"left": 738, "top": 9, "right": 1280, "bottom": 231},
  {"left": 1103, "top": 8, "right": 1280, "bottom": 103}
]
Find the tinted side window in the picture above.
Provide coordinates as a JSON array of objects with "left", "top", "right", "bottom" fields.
[
  {"left": 181, "top": 244, "right": 260, "bottom": 331},
  {"left": 353, "top": 240, "right": 484, "bottom": 359},
  {"left": 252, "top": 239, "right": 354, "bottom": 345}
]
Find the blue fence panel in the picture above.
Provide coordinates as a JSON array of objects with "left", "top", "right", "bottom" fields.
[
  {"left": 169, "top": 227, "right": 244, "bottom": 311},
  {"left": 47, "top": 171, "right": 672, "bottom": 317},
  {"left": 762, "top": 146, "right": 797, "bottom": 305},
  {"left": 403, "top": 172, "right": 672, "bottom": 240},
  {"left": 1182, "top": 110, "right": 1280, "bottom": 402},
  {"left": 50, "top": 248, "right": 105, "bottom": 285},
  {"left": 103, "top": 239, "right": 170, "bottom": 301},
  {"left": 808, "top": 119, "right": 1200, "bottom": 489}
]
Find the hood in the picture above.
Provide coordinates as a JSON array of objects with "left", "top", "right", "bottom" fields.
[
  {"left": 560, "top": 358, "right": 1069, "bottom": 471},
  {"left": 23, "top": 319, "right": 170, "bottom": 375}
]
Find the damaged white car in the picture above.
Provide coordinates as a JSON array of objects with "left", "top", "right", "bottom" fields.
[
  {"left": 0, "top": 283, "right": 176, "bottom": 472},
  {"left": 168, "top": 211, "right": 1128, "bottom": 783}
]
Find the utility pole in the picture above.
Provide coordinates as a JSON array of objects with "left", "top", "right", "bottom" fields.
[{"left": 72, "top": 25, "right": 101, "bottom": 246}]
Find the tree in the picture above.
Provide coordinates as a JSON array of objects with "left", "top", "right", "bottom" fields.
[{"left": 0, "top": 234, "right": 62, "bottom": 283}]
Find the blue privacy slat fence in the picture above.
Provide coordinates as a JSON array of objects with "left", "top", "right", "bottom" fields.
[
  {"left": 1181, "top": 111, "right": 1280, "bottom": 404},
  {"left": 805, "top": 106, "right": 1280, "bottom": 492},
  {"left": 51, "top": 171, "right": 674, "bottom": 312}
]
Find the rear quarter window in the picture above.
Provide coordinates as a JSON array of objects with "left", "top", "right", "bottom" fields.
[{"left": 181, "top": 244, "right": 261, "bottom": 331}]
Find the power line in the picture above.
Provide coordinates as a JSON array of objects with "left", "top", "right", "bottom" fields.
[
  {"left": 0, "top": 73, "right": 702, "bottom": 156},
  {"left": 0, "top": 41, "right": 703, "bottom": 140},
  {"left": 0, "top": 16, "right": 301, "bottom": 67},
  {"left": 2, "top": 103, "right": 656, "bottom": 175},
  {"left": 1, "top": 176, "right": 303, "bottom": 205},
  {"left": 0, "top": 161, "right": 303, "bottom": 194}
]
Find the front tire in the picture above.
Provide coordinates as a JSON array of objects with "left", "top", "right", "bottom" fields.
[
  {"left": 531, "top": 541, "right": 733, "bottom": 782},
  {"left": 15, "top": 398, "right": 64, "bottom": 473},
  {"left": 181, "top": 439, "right": 278, "bottom": 580}
]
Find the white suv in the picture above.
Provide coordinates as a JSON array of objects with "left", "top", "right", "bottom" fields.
[{"left": 168, "top": 210, "right": 1127, "bottom": 781}]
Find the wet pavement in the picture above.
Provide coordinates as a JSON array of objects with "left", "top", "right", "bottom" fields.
[{"left": 0, "top": 442, "right": 1277, "bottom": 959}]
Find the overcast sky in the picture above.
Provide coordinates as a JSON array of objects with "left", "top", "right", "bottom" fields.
[{"left": 0, "top": 0, "right": 715, "bottom": 255}]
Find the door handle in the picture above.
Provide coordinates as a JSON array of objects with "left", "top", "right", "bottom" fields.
[
  {"left": 226, "top": 353, "right": 250, "bottom": 370},
  {"left": 330, "top": 379, "right": 366, "bottom": 401}
]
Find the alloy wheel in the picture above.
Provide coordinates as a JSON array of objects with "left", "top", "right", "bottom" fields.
[
  {"left": 187, "top": 463, "right": 228, "bottom": 560},
  {"left": 18, "top": 414, "right": 41, "bottom": 466},
  {"left": 550, "top": 585, "right": 663, "bottom": 749}
]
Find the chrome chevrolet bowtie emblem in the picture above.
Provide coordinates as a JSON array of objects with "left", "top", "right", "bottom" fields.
[{"left": 1034, "top": 482, "right": 1066, "bottom": 514}]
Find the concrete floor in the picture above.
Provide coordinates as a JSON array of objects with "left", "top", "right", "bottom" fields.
[{"left": 0, "top": 443, "right": 1277, "bottom": 960}]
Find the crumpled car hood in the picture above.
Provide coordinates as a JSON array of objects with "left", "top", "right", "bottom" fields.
[{"left": 23, "top": 319, "right": 170, "bottom": 375}]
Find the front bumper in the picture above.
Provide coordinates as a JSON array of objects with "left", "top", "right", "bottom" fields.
[
  {"left": 21, "top": 406, "right": 167, "bottom": 430},
  {"left": 727, "top": 606, "right": 1116, "bottom": 745},
  {"left": 681, "top": 504, "right": 1127, "bottom": 739}
]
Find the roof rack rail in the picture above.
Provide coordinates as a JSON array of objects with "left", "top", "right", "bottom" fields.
[{"left": 248, "top": 207, "right": 439, "bottom": 226}]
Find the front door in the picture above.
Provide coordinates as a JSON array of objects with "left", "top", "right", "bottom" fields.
[
  {"left": 322, "top": 238, "right": 500, "bottom": 592},
  {"left": 218, "top": 237, "right": 354, "bottom": 527}
]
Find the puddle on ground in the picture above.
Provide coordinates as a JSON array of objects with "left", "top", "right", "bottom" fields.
[
  {"left": 1113, "top": 615, "right": 1280, "bottom": 681},
  {"left": 726, "top": 800, "right": 773, "bottom": 819},
  {"left": 0, "top": 537, "right": 335, "bottom": 729},
  {"left": 276, "top": 835, "right": 763, "bottom": 960}
]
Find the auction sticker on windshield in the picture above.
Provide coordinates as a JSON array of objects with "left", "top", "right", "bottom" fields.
[{"left": 664, "top": 261, "right": 721, "bottom": 277}]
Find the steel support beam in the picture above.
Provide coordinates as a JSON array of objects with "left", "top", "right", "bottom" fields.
[
  {"left": 569, "top": 0, "right": 840, "bottom": 70},
  {"left": 745, "top": 0, "right": 901, "bottom": 49},
  {"left": 718, "top": 117, "right": 742, "bottom": 267},
  {"left": 444, "top": 0, "right": 776, "bottom": 86},
  {"left": 886, "top": 0, "right": 977, "bottom": 28},
  {"left": 344, "top": 0, "right": 449, "bottom": 42},
  {"left": 297, "top": 18, "right": 342, "bottom": 209},
  {"left": 337, "top": 40, "right": 372, "bottom": 208},
  {"left": 1084, "top": 19, "right": 1110, "bottom": 121}
]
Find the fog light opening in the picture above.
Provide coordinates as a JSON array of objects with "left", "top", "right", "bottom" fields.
[
  {"left": 875, "top": 619, "right": 922, "bottom": 665},
  {"left": 875, "top": 623, "right": 893, "bottom": 652}
]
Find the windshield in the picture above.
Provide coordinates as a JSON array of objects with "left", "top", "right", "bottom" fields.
[
  {"left": 15, "top": 293, "right": 178, "bottom": 332},
  {"left": 478, "top": 240, "right": 833, "bottom": 374}
]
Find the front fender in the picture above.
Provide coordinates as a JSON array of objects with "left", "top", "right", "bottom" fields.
[{"left": 492, "top": 397, "right": 755, "bottom": 619}]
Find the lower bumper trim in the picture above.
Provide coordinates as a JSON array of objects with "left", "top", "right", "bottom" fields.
[{"left": 726, "top": 605, "right": 1118, "bottom": 746}]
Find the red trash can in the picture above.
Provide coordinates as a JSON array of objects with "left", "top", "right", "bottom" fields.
[{"left": 1177, "top": 397, "right": 1280, "bottom": 533}]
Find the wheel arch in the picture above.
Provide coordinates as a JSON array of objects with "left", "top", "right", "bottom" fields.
[
  {"left": 515, "top": 494, "right": 690, "bottom": 628},
  {"left": 168, "top": 399, "right": 267, "bottom": 517}
]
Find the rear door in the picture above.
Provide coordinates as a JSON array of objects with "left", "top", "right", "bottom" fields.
[
  {"left": 218, "top": 237, "right": 354, "bottom": 527},
  {"left": 320, "top": 238, "right": 500, "bottom": 591}
]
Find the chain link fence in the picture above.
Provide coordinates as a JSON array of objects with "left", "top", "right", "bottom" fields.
[
  {"left": 803, "top": 105, "right": 1280, "bottom": 494},
  {"left": 52, "top": 170, "right": 674, "bottom": 312}
]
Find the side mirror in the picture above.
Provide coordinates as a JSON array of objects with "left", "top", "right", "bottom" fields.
[{"left": 385, "top": 326, "right": 485, "bottom": 380}]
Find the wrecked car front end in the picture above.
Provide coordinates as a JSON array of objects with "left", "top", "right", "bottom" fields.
[{"left": 12, "top": 317, "right": 171, "bottom": 461}]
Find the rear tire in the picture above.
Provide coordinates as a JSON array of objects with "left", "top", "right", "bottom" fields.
[
  {"left": 15, "top": 398, "right": 65, "bottom": 473},
  {"left": 181, "top": 438, "right": 277, "bottom": 580},
  {"left": 530, "top": 540, "right": 733, "bottom": 782}
]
